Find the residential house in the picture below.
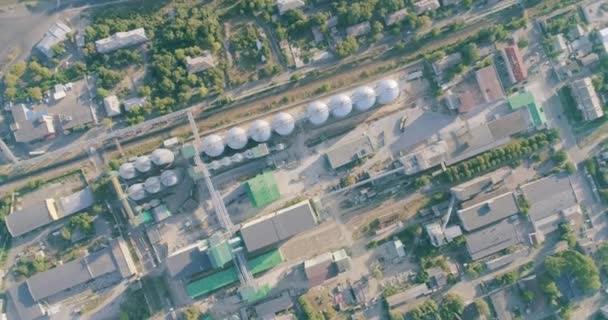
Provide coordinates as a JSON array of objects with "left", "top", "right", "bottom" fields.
[
  {"left": 385, "top": 8, "right": 409, "bottom": 26},
  {"left": 346, "top": 22, "right": 371, "bottom": 37},
  {"left": 104, "top": 95, "right": 121, "bottom": 117},
  {"left": 570, "top": 77, "right": 604, "bottom": 121}
]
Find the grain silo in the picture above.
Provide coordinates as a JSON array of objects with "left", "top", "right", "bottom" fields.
[
  {"left": 210, "top": 160, "right": 221, "bottom": 170},
  {"left": 329, "top": 94, "right": 353, "bottom": 118},
  {"left": 352, "top": 86, "right": 376, "bottom": 111},
  {"left": 119, "top": 162, "right": 137, "bottom": 180},
  {"left": 231, "top": 153, "right": 244, "bottom": 163},
  {"left": 144, "top": 176, "right": 162, "bottom": 194},
  {"left": 248, "top": 120, "right": 272, "bottom": 142},
  {"left": 271, "top": 112, "right": 295, "bottom": 136},
  {"left": 160, "top": 169, "right": 179, "bottom": 187},
  {"left": 307, "top": 101, "right": 329, "bottom": 125},
  {"left": 127, "top": 183, "right": 147, "bottom": 201},
  {"left": 150, "top": 148, "right": 175, "bottom": 166},
  {"left": 376, "top": 79, "right": 400, "bottom": 105},
  {"left": 202, "top": 134, "right": 225, "bottom": 157}
]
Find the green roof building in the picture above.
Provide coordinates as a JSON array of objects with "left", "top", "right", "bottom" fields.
[
  {"left": 508, "top": 92, "right": 546, "bottom": 127},
  {"left": 207, "top": 234, "right": 234, "bottom": 269},
  {"left": 245, "top": 172, "right": 280, "bottom": 208}
]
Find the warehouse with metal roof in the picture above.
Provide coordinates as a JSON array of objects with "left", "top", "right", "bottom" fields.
[
  {"left": 457, "top": 191, "right": 519, "bottom": 232},
  {"left": 465, "top": 220, "right": 522, "bottom": 261},
  {"left": 166, "top": 240, "right": 212, "bottom": 279},
  {"left": 245, "top": 172, "right": 281, "bottom": 208},
  {"left": 240, "top": 200, "right": 318, "bottom": 252},
  {"left": 325, "top": 135, "right": 374, "bottom": 170}
]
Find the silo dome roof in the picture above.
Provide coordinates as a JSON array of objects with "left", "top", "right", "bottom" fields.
[
  {"left": 271, "top": 112, "right": 295, "bottom": 136},
  {"left": 307, "top": 101, "right": 329, "bottom": 125},
  {"left": 135, "top": 156, "right": 152, "bottom": 173},
  {"left": 248, "top": 120, "right": 272, "bottom": 142},
  {"left": 352, "top": 86, "right": 376, "bottom": 111},
  {"left": 160, "top": 169, "right": 179, "bottom": 187},
  {"left": 209, "top": 160, "right": 221, "bottom": 170},
  {"left": 119, "top": 162, "right": 137, "bottom": 180},
  {"left": 150, "top": 148, "right": 175, "bottom": 166},
  {"left": 231, "top": 153, "right": 244, "bottom": 163},
  {"left": 127, "top": 183, "right": 146, "bottom": 201},
  {"left": 329, "top": 94, "right": 353, "bottom": 118},
  {"left": 220, "top": 156, "right": 232, "bottom": 167},
  {"left": 144, "top": 176, "right": 162, "bottom": 194},
  {"left": 376, "top": 79, "right": 400, "bottom": 104},
  {"left": 225, "top": 127, "right": 248, "bottom": 150},
  {"left": 202, "top": 134, "right": 225, "bottom": 157}
]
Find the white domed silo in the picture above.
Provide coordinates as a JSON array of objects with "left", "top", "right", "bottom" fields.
[
  {"left": 128, "top": 183, "right": 146, "bottom": 201},
  {"left": 119, "top": 162, "right": 137, "bottom": 180},
  {"left": 160, "top": 169, "right": 179, "bottom": 187},
  {"left": 210, "top": 160, "right": 221, "bottom": 170},
  {"left": 248, "top": 120, "right": 272, "bottom": 142},
  {"left": 225, "top": 127, "right": 248, "bottom": 150},
  {"left": 376, "top": 79, "right": 400, "bottom": 105},
  {"left": 220, "top": 156, "right": 232, "bottom": 167},
  {"left": 150, "top": 148, "right": 174, "bottom": 166},
  {"left": 231, "top": 153, "right": 244, "bottom": 163},
  {"left": 329, "top": 94, "right": 353, "bottom": 118},
  {"left": 271, "top": 112, "right": 295, "bottom": 136},
  {"left": 307, "top": 101, "right": 329, "bottom": 125},
  {"left": 135, "top": 156, "right": 152, "bottom": 173},
  {"left": 202, "top": 134, "right": 225, "bottom": 157},
  {"left": 144, "top": 176, "right": 162, "bottom": 194},
  {"left": 352, "top": 86, "right": 376, "bottom": 111}
]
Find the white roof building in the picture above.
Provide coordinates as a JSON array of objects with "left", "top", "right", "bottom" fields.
[
  {"left": 53, "top": 84, "right": 66, "bottom": 101},
  {"left": 95, "top": 28, "right": 148, "bottom": 54},
  {"left": 413, "top": 0, "right": 441, "bottom": 14},
  {"left": 104, "top": 95, "right": 121, "bottom": 117},
  {"left": 277, "top": 0, "right": 305, "bottom": 15},
  {"left": 123, "top": 97, "right": 146, "bottom": 112},
  {"left": 571, "top": 77, "right": 604, "bottom": 121}
]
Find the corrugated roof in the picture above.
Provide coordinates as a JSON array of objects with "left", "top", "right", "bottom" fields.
[
  {"left": 6, "top": 202, "right": 53, "bottom": 237},
  {"left": 248, "top": 249, "right": 284, "bottom": 274},
  {"left": 57, "top": 187, "right": 95, "bottom": 217},
  {"left": 166, "top": 241, "right": 212, "bottom": 279},
  {"left": 465, "top": 220, "right": 521, "bottom": 260},
  {"left": 245, "top": 172, "right": 280, "bottom": 208},
  {"left": 7, "top": 283, "right": 45, "bottom": 320},
  {"left": 255, "top": 293, "right": 293, "bottom": 318},
  {"left": 476, "top": 65, "right": 505, "bottom": 103},
  {"left": 325, "top": 135, "right": 374, "bottom": 169},
  {"left": 457, "top": 192, "right": 519, "bottom": 231},
  {"left": 521, "top": 174, "right": 577, "bottom": 227},
  {"left": 240, "top": 215, "right": 280, "bottom": 253}
]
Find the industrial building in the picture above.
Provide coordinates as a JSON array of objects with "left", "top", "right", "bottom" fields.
[
  {"left": 104, "top": 95, "right": 121, "bottom": 117},
  {"left": 6, "top": 187, "right": 95, "bottom": 237},
  {"left": 501, "top": 45, "right": 528, "bottom": 84},
  {"left": 254, "top": 292, "right": 293, "bottom": 319},
  {"left": 95, "top": 28, "right": 148, "bottom": 54},
  {"left": 475, "top": 64, "right": 505, "bottom": 104},
  {"left": 325, "top": 135, "right": 374, "bottom": 170},
  {"left": 457, "top": 192, "right": 519, "bottom": 232},
  {"left": 35, "top": 21, "right": 72, "bottom": 59},
  {"left": 8, "top": 238, "right": 137, "bottom": 320},
  {"left": 10, "top": 105, "right": 56, "bottom": 143},
  {"left": 240, "top": 200, "right": 318, "bottom": 252},
  {"left": 245, "top": 172, "right": 281, "bottom": 208},
  {"left": 465, "top": 220, "right": 522, "bottom": 261},
  {"left": 508, "top": 92, "right": 546, "bottom": 127}
]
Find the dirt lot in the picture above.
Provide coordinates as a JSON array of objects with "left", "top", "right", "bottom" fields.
[{"left": 281, "top": 220, "right": 350, "bottom": 262}]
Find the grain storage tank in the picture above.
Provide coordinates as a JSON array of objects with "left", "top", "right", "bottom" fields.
[
  {"left": 225, "top": 127, "right": 248, "bottom": 150},
  {"left": 307, "top": 101, "right": 329, "bottom": 125},
  {"left": 352, "top": 86, "right": 376, "bottom": 111},
  {"left": 231, "top": 153, "right": 244, "bottom": 163},
  {"left": 329, "top": 94, "right": 352, "bottom": 118},
  {"left": 209, "top": 160, "right": 221, "bottom": 170},
  {"left": 376, "top": 79, "right": 400, "bottom": 105},
  {"left": 119, "top": 162, "right": 137, "bottom": 180},
  {"left": 150, "top": 148, "right": 175, "bottom": 166},
  {"left": 271, "top": 112, "right": 295, "bottom": 136},
  {"left": 144, "top": 176, "right": 162, "bottom": 194},
  {"left": 220, "top": 156, "right": 232, "bottom": 167},
  {"left": 160, "top": 169, "right": 179, "bottom": 187},
  {"left": 202, "top": 134, "right": 225, "bottom": 157},
  {"left": 248, "top": 120, "right": 272, "bottom": 142},
  {"left": 135, "top": 155, "right": 152, "bottom": 173},
  {"left": 127, "top": 183, "right": 146, "bottom": 201}
]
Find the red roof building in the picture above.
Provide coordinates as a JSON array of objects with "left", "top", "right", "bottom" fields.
[{"left": 502, "top": 46, "right": 528, "bottom": 83}]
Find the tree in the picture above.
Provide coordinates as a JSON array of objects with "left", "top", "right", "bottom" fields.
[
  {"left": 335, "top": 35, "right": 359, "bottom": 58},
  {"left": 517, "top": 38, "right": 529, "bottom": 48},
  {"left": 69, "top": 213, "right": 95, "bottom": 235},
  {"left": 462, "top": 43, "right": 480, "bottom": 65},
  {"left": 4, "top": 87, "right": 18, "bottom": 100},
  {"left": 463, "top": 0, "right": 473, "bottom": 9},
  {"left": 597, "top": 241, "right": 608, "bottom": 272},
  {"left": 439, "top": 294, "right": 464, "bottom": 319},
  {"left": 414, "top": 175, "right": 431, "bottom": 189},
  {"left": 182, "top": 307, "right": 201, "bottom": 320},
  {"left": 552, "top": 150, "right": 567, "bottom": 165},
  {"left": 542, "top": 281, "right": 560, "bottom": 306},
  {"left": 137, "top": 85, "right": 151, "bottom": 97},
  {"left": 51, "top": 43, "right": 66, "bottom": 56},
  {"left": 103, "top": 118, "right": 113, "bottom": 129},
  {"left": 96, "top": 88, "right": 110, "bottom": 98},
  {"left": 544, "top": 250, "right": 600, "bottom": 293},
  {"left": 10, "top": 62, "right": 27, "bottom": 78},
  {"left": 372, "top": 21, "right": 384, "bottom": 40},
  {"left": 27, "top": 87, "right": 43, "bottom": 101},
  {"left": 389, "top": 311, "right": 404, "bottom": 320},
  {"left": 564, "top": 162, "right": 575, "bottom": 174},
  {"left": 474, "top": 299, "right": 490, "bottom": 318}
]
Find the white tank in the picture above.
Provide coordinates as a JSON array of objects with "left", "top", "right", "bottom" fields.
[
  {"left": 135, "top": 156, "right": 152, "bottom": 173},
  {"left": 248, "top": 120, "right": 272, "bottom": 142},
  {"left": 119, "top": 162, "right": 137, "bottom": 180},
  {"left": 376, "top": 79, "right": 400, "bottom": 105},
  {"left": 202, "top": 134, "right": 225, "bottom": 157},
  {"left": 149, "top": 199, "right": 161, "bottom": 207},
  {"left": 127, "top": 183, "right": 146, "bottom": 201},
  {"left": 271, "top": 112, "right": 295, "bottom": 136},
  {"left": 160, "top": 169, "right": 179, "bottom": 187},
  {"left": 307, "top": 101, "right": 329, "bottom": 125},
  {"left": 231, "top": 153, "right": 244, "bottom": 163},
  {"left": 209, "top": 160, "right": 221, "bottom": 170},
  {"left": 225, "top": 127, "right": 248, "bottom": 150},
  {"left": 144, "top": 176, "right": 162, "bottom": 194},
  {"left": 150, "top": 148, "right": 174, "bottom": 166},
  {"left": 329, "top": 94, "right": 353, "bottom": 118},
  {"left": 352, "top": 86, "right": 376, "bottom": 111},
  {"left": 220, "top": 157, "right": 232, "bottom": 167}
]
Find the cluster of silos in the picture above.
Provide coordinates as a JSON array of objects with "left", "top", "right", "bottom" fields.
[
  {"left": 118, "top": 148, "right": 175, "bottom": 180},
  {"left": 127, "top": 169, "right": 181, "bottom": 201},
  {"left": 306, "top": 79, "right": 400, "bottom": 125},
  {"left": 201, "top": 112, "right": 295, "bottom": 157}
]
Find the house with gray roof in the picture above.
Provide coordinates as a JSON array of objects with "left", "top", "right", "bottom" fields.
[
  {"left": 457, "top": 191, "right": 519, "bottom": 232},
  {"left": 35, "top": 21, "right": 72, "bottom": 59},
  {"left": 95, "top": 28, "right": 147, "bottom": 54},
  {"left": 255, "top": 292, "right": 293, "bottom": 319},
  {"left": 465, "top": 220, "right": 521, "bottom": 261},
  {"left": 10, "top": 105, "right": 56, "bottom": 143},
  {"left": 346, "top": 22, "right": 371, "bottom": 37},
  {"left": 571, "top": 77, "right": 604, "bottom": 121},
  {"left": 385, "top": 8, "right": 409, "bottom": 26},
  {"left": 413, "top": 0, "right": 441, "bottom": 14}
]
